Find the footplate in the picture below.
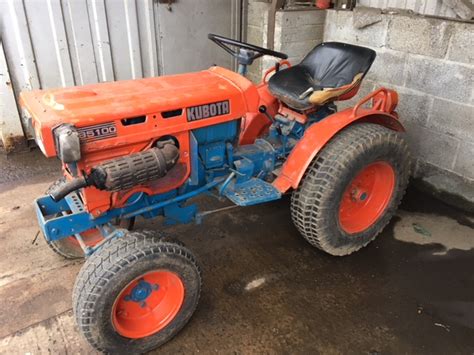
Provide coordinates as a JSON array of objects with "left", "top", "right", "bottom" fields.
[{"left": 223, "top": 178, "right": 281, "bottom": 206}]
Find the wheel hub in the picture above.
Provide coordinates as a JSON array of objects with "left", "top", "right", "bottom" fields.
[
  {"left": 339, "top": 161, "right": 395, "bottom": 234},
  {"left": 124, "top": 279, "right": 159, "bottom": 304},
  {"left": 350, "top": 188, "right": 368, "bottom": 202},
  {"left": 112, "top": 270, "right": 185, "bottom": 339}
]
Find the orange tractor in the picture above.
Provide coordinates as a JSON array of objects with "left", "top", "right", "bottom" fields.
[{"left": 21, "top": 34, "right": 410, "bottom": 352}]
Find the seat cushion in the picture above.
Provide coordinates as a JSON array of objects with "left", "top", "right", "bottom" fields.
[
  {"left": 268, "top": 66, "right": 323, "bottom": 110},
  {"left": 308, "top": 72, "right": 363, "bottom": 106},
  {"left": 268, "top": 42, "right": 376, "bottom": 110}
]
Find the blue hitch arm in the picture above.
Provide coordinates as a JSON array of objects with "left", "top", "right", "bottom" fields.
[{"left": 35, "top": 178, "right": 225, "bottom": 242}]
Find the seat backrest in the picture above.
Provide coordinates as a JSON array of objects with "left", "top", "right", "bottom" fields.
[{"left": 300, "top": 42, "right": 376, "bottom": 89}]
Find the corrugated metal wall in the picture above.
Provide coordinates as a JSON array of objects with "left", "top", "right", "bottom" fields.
[
  {"left": 357, "top": 0, "right": 473, "bottom": 18},
  {"left": 0, "top": 41, "right": 25, "bottom": 152},
  {"left": 1, "top": 0, "right": 162, "bottom": 142},
  {"left": 0, "top": 0, "right": 242, "bottom": 148}
]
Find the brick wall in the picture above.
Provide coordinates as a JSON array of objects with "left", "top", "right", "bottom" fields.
[
  {"left": 246, "top": 4, "right": 473, "bottom": 204},
  {"left": 246, "top": 2, "right": 326, "bottom": 82},
  {"left": 273, "top": 10, "right": 326, "bottom": 63},
  {"left": 324, "top": 9, "right": 474, "bottom": 203}
]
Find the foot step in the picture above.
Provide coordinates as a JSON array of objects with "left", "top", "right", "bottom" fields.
[{"left": 223, "top": 178, "right": 281, "bottom": 206}]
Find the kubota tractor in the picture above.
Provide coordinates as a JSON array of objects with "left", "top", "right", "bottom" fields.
[{"left": 21, "top": 34, "right": 410, "bottom": 353}]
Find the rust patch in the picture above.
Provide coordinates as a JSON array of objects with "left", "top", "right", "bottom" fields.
[{"left": 2, "top": 134, "right": 27, "bottom": 154}]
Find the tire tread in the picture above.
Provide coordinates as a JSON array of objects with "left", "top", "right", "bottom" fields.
[
  {"left": 73, "top": 231, "right": 201, "bottom": 352},
  {"left": 291, "top": 123, "right": 411, "bottom": 256}
]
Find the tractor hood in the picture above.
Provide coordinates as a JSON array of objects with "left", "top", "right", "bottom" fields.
[{"left": 20, "top": 66, "right": 259, "bottom": 157}]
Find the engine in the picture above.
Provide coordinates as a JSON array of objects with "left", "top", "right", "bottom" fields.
[{"left": 50, "top": 139, "right": 180, "bottom": 201}]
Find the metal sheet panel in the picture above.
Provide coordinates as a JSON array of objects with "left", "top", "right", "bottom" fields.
[
  {"left": 23, "top": 0, "right": 75, "bottom": 88},
  {"left": 87, "top": 0, "right": 115, "bottom": 82},
  {"left": 0, "top": 1, "right": 41, "bottom": 93},
  {"left": 0, "top": 0, "right": 242, "bottom": 146},
  {"left": 136, "top": 0, "right": 159, "bottom": 78},
  {"left": 0, "top": 1, "right": 39, "bottom": 139},
  {"left": 106, "top": 0, "right": 143, "bottom": 80},
  {"left": 156, "top": 0, "right": 242, "bottom": 75},
  {"left": 0, "top": 41, "right": 25, "bottom": 152},
  {"left": 62, "top": 0, "right": 100, "bottom": 85}
]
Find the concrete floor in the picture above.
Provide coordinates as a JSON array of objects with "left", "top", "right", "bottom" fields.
[{"left": 1, "top": 149, "right": 474, "bottom": 354}]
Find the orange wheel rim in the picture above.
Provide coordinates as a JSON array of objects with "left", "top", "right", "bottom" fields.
[
  {"left": 112, "top": 270, "right": 185, "bottom": 339},
  {"left": 339, "top": 161, "right": 395, "bottom": 234}
]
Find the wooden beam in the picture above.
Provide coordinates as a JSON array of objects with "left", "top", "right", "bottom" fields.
[
  {"left": 442, "top": 0, "right": 473, "bottom": 20},
  {"left": 266, "top": 0, "right": 285, "bottom": 50}
]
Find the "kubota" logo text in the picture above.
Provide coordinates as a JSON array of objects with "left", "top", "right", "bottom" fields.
[{"left": 187, "top": 100, "right": 230, "bottom": 122}]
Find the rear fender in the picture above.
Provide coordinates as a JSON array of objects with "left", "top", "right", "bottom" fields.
[{"left": 272, "top": 88, "right": 404, "bottom": 193}]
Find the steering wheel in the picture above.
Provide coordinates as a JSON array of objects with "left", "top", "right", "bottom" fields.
[{"left": 208, "top": 33, "right": 288, "bottom": 65}]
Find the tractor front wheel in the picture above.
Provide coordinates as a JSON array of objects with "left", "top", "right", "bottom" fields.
[
  {"left": 73, "top": 230, "right": 201, "bottom": 353},
  {"left": 291, "top": 123, "right": 410, "bottom": 256}
]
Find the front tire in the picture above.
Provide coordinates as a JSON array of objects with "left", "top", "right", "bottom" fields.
[
  {"left": 291, "top": 123, "right": 410, "bottom": 256},
  {"left": 73, "top": 230, "right": 201, "bottom": 353}
]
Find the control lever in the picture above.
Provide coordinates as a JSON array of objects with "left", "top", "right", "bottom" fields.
[
  {"left": 298, "top": 87, "right": 314, "bottom": 100},
  {"left": 259, "top": 105, "right": 274, "bottom": 123}
]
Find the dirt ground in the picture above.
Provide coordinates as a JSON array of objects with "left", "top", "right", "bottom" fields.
[{"left": 1, "top": 149, "right": 473, "bottom": 354}]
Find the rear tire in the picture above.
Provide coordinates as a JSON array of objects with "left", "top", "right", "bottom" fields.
[
  {"left": 73, "top": 230, "right": 201, "bottom": 353},
  {"left": 43, "top": 178, "right": 134, "bottom": 259},
  {"left": 291, "top": 123, "right": 410, "bottom": 256}
]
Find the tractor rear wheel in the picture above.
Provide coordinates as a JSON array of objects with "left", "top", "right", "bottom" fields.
[
  {"left": 291, "top": 123, "right": 410, "bottom": 256},
  {"left": 43, "top": 178, "right": 134, "bottom": 259},
  {"left": 73, "top": 230, "right": 201, "bottom": 353}
]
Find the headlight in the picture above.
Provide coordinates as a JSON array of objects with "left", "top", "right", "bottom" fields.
[{"left": 53, "top": 124, "right": 81, "bottom": 163}]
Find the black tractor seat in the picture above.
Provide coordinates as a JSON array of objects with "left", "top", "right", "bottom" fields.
[{"left": 268, "top": 42, "right": 376, "bottom": 110}]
